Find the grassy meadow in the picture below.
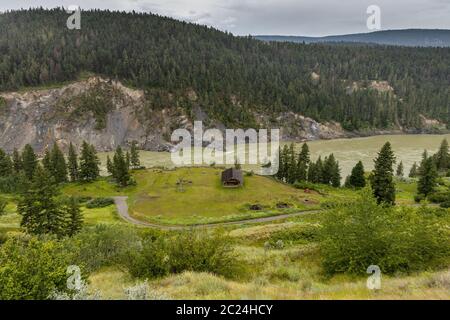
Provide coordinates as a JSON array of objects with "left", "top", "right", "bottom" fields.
[{"left": 1, "top": 166, "right": 449, "bottom": 300}]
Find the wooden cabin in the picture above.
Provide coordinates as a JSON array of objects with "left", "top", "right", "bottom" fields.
[{"left": 221, "top": 168, "right": 243, "bottom": 188}]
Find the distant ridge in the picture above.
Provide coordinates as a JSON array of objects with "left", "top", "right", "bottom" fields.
[{"left": 255, "top": 29, "right": 450, "bottom": 47}]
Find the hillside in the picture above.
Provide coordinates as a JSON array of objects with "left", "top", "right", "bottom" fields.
[
  {"left": 0, "top": 9, "right": 449, "bottom": 152},
  {"left": 255, "top": 29, "right": 450, "bottom": 47}
]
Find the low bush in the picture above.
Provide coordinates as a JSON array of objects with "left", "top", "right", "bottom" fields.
[
  {"left": 124, "top": 230, "right": 240, "bottom": 279},
  {"left": 414, "top": 194, "right": 426, "bottom": 203},
  {"left": 428, "top": 191, "right": 450, "bottom": 204},
  {"left": 76, "top": 196, "right": 93, "bottom": 204},
  {"left": 69, "top": 224, "right": 142, "bottom": 272},
  {"left": 440, "top": 201, "right": 450, "bottom": 208},
  {"left": 320, "top": 188, "right": 450, "bottom": 275},
  {"left": 269, "top": 223, "right": 320, "bottom": 245},
  {"left": 0, "top": 236, "right": 80, "bottom": 300},
  {"left": 0, "top": 199, "right": 6, "bottom": 215},
  {"left": 86, "top": 197, "right": 114, "bottom": 208}
]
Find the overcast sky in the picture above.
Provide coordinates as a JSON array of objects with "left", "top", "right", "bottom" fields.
[{"left": 1, "top": 0, "right": 449, "bottom": 36}]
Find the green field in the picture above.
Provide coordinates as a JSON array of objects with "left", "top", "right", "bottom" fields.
[{"left": 63, "top": 167, "right": 327, "bottom": 225}]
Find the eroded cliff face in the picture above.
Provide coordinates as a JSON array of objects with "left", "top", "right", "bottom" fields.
[
  {"left": 0, "top": 77, "right": 185, "bottom": 153},
  {"left": 2, "top": 76, "right": 443, "bottom": 154},
  {"left": 0, "top": 77, "right": 353, "bottom": 153}
]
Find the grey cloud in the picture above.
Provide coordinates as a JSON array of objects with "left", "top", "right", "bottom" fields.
[{"left": 0, "top": 0, "right": 448, "bottom": 36}]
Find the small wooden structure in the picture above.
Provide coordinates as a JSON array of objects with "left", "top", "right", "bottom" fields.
[{"left": 221, "top": 168, "right": 243, "bottom": 188}]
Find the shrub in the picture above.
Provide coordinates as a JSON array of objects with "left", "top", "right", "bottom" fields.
[
  {"left": 269, "top": 223, "right": 320, "bottom": 245},
  {"left": 428, "top": 191, "right": 450, "bottom": 204},
  {"left": 76, "top": 196, "right": 93, "bottom": 204},
  {"left": 414, "top": 194, "right": 426, "bottom": 203},
  {"left": 85, "top": 197, "right": 114, "bottom": 208},
  {"left": 320, "top": 188, "right": 450, "bottom": 275},
  {"left": 440, "top": 201, "right": 450, "bottom": 208},
  {"left": 0, "top": 236, "right": 79, "bottom": 300},
  {"left": 69, "top": 224, "right": 142, "bottom": 272},
  {"left": 0, "top": 199, "right": 6, "bottom": 216},
  {"left": 124, "top": 230, "right": 240, "bottom": 279}
]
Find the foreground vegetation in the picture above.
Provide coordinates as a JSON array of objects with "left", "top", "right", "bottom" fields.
[{"left": 0, "top": 140, "right": 449, "bottom": 300}]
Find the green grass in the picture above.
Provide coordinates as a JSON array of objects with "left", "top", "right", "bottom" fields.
[
  {"left": 63, "top": 167, "right": 328, "bottom": 225},
  {"left": 87, "top": 209, "right": 449, "bottom": 299}
]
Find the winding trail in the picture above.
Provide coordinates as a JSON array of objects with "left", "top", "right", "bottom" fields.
[{"left": 113, "top": 196, "right": 320, "bottom": 230}]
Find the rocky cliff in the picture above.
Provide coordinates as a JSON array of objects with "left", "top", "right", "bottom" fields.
[{"left": 0, "top": 77, "right": 444, "bottom": 154}]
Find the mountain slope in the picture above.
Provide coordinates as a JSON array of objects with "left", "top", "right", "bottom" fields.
[
  {"left": 255, "top": 29, "right": 450, "bottom": 47},
  {"left": 0, "top": 9, "right": 449, "bottom": 148}
]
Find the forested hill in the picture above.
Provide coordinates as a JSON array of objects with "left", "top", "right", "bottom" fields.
[
  {"left": 0, "top": 8, "right": 449, "bottom": 131},
  {"left": 255, "top": 29, "right": 450, "bottom": 47}
]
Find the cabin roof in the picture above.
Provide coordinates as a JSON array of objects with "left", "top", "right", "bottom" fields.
[{"left": 221, "top": 168, "right": 243, "bottom": 184}]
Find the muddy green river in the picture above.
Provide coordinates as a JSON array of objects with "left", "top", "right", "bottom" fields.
[{"left": 98, "top": 134, "right": 450, "bottom": 179}]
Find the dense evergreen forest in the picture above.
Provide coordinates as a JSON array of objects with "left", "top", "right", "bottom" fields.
[{"left": 0, "top": 8, "right": 449, "bottom": 130}]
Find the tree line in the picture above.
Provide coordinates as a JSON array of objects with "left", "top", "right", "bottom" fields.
[
  {"left": 0, "top": 8, "right": 448, "bottom": 130},
  {"left": 274, "top": 138, "right": 450, "bottom": 205},
  {"left": 0, "top": 141, "right": 141, "bottom": 238}
]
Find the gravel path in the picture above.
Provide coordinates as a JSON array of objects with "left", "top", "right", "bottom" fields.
[{"left": 113, "top": 196, "right": 320, "bottom": 230}]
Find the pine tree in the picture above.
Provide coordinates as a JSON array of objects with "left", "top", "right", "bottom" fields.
[
  {"left": 79, "top": 141, "right": 100, "bottom": 182},
  {"left": 287, "top": 143, "right": 297, "bottom": 184},
  {"left": 396, "top": 161, "right": 404, "bottom": 177},
  {"left": 63, "top": 197, "right": 83, "bottom": 237},
  {"left": 0, "top": 149, "right": 13, "bottom": 177},
  {"left": 434, "top": 139, "right": 449, "bottom": 171},
  {"left": 307, "top": 161, "right": 318, "bottom": 183},
  {"left": 21, "top": 144, "right": 38, "bottom": 180},
  {"left": 417, "top": 153, "right": 438, "bottom": 197},
  {"left": 409, "top": 162, "right": 418, "bottom": 178},
  {"left": 348, "top": 161, "right": 366, "bottom": 188},
  {"left": 112, "top": 146, "right": 131, "bottom": 187},
  {"left": 330, "top": 160, "right": 341, "bottom": 188},
  {"left": 12, "top": 148, "right": 23, "bottom": 173},
  {"left": 42, "top": 149, "right": 52, "bottom": 172},
  {"left": 126, "top": 151, "right": 131, "bottom": 170},
  {"left": 296, "top": 143, "right": 310, "bottom": 182},
  {"left": 17, "top": 165, "right": 65, "bottom": 237},
  {"left": 50, "top": 142, "right": 68, "bottom": 183},
  {"left": 370, "top": 142, "right": 396, "bottom": 205},
  {"left": 67, "top": 142, "right": 79, "bottom": 182},
  {"left": 130, "top": 141, "right": 140, "bottom": 169},
  {"left": 106, "top": 155, "right": 114, "bottom": 176}
]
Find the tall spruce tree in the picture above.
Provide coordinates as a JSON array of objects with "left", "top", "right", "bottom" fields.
[
  {"left": 396, "top": 161, "right": 404, "bottom": 177},
  {"left": 21, "top": 144, "right": 37, "bottom": 180},
  {"left": 17, "top": 165, "right": 66, "bottom": 237},
  {"left": 63, "top": 197, "right": 83, "bottom": 237},
  {"left": 347, "top": 161, "right": 366, "bottom": 188},
  {"left": 42, "top": 149, "right": 52, "bottom": 173},
  {"left": 112, "top": 146, "right": 131, "bottom": 187},
  {"left": 79, "top": 141, "right": 100, "bottom": 182},
  {"left": 417, "top": 153, "right": 438, "bottom": 197},
  {"left": 106, "top": 155, "right": 114, "bottom": 176},
  {"left": 0, "top": 149, "right": 13, "bottom": 177},
  {"left": 287, "top": 143, "right": 297, "bottom": 184},
  {"left": 322, "top": 154, "right": 340, "bottom": 186},
  {"left": 50, "top": 142, "right": 68, "bottom": 183},
  {"left": 12, "top": 148, "right": 23, "bottom": 173},
  {"left": 409, "top": 162, "right": 418, "bottom": 178},
  {"left": 371, "top": 142, "right": 396, "bottom": 205},
  {"left": 434, "top": 139, "right": 449, "bottom": 171},
  {"left": 296, "top": 143, "right": 310, "bottom": 182},
  {"left": 67, "top": 142, "right": 79, "bottom": 182},
  {"left": 130, "top": 141, "right": 140, "bottom": 169}
]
